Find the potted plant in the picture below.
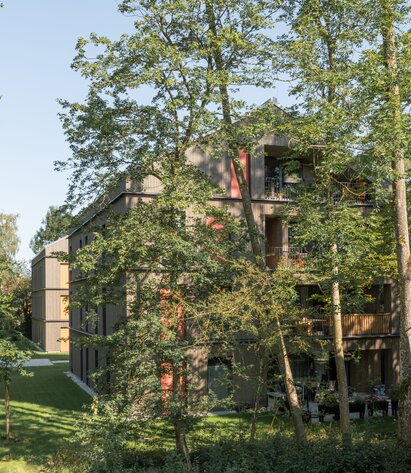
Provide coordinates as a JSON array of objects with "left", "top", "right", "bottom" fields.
[
  {"left": 316, "top": 388, "right": 339, "bottom": 422},
  {"left": 302, "top": 407, "right": 312, "bottom": 423},
  {"left": 364, "top": 394, "right": 389, "bottom": 416},
  {"left": 388, "top": 384, "right": 399, "bottom": 416},
  {"left": 349, "top": 394, "right": 366, "bottom": 418}
]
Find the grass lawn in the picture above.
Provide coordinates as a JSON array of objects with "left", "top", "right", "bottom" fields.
[
  {"left": 0, "top": 363, "right": 90, "bottom": 473},
  {"left": 135, "top": 411, "right": 398, "bottom": 453},
  {"left": 0, "top": 357, "right": 401, "bottom": 472},
  {"left": 30, "top": 352, "right": 69, "bottom": 362}
]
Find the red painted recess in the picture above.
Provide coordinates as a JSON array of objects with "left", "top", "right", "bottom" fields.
[
  {"left": 161, "top": 362, "right": 174, "bottom": 394},
  {"left": 230, "top": 149, "right": 251, "bottom": 198},
  {"left": 205, "top": 216, "right": 225, "bottom": 231}
]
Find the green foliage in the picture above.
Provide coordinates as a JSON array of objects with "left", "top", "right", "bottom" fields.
[
  {"left": 52, "top": 421, "right": 411, "bottom": 473},
  {"left": 56, "top": 0, "right": 279, "bottom": 206},
  {"left": 388, "top": 384, "right": 400, "bottom": 402},
  {"left": 201, "top": 259, "right": 312, "bottom": 370},
  {"left": 0, "top": 213, "right": 19, "bottom": 260},
  {"left": 283, "top": 190, "right": 395, "bottom": 312},
  {"left": 0, "top": 336, "right": 32, "bottom": 383},
  {"left": 0, "top": 213, "right": 28, "bottom": 329},
  {"left": 56, "top": 0, "right": 284, "bottom": 462},
  {"left": 29, "top": 205, "right": 72, "bottom": 255}
]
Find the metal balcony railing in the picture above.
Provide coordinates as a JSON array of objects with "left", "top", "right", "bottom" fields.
[
  {"left": 265, "top": 246, "right": 307, "bottom": 269},
  {"left": 264, "top": 178, "right": 296, "bottom": 201},
  {"left": 264, "top": 178, "right": 373, "bottom": 205},
  {"left": 331, "top": 182, "right": 373, "bottom": 205}
]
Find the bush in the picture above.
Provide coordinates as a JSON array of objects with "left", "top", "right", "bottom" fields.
[{"left": 50, "top": 419, "right": 411, "bottom": 473}]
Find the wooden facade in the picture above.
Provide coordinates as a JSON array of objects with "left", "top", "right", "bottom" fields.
[
  {"left": 31, "top": 237, "right": 70, "bottom": 352},
  {"left": 67, "top": 132, "right": 400, "bottom": 399}
]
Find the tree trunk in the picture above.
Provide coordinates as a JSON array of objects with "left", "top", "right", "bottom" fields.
[
  {"left": 250, "top": 348, "right": 267, "bottom": 441},
  {"left": 205, "top": 0, "right": 305, "bottom": 441},
  {"left": 5, "top": 380, "right": 10, "bottom": 440},
  {"left": 331, "top": 244, "right": 351, "bottom": 447},
  {"left": 205, "top": 1, "right": 263, "bottom": 265},
  {"left": 277, "top": 319, "right": 307, "bottom": 444},
  {"left": 319, "top": 16, "right": 352, "bottom": 444},
  {"left": 380, "top": 1, "right": 411, "bottom": 446},
  {"left": 174, "top": 418, "right": 192, "bottom": 473}
]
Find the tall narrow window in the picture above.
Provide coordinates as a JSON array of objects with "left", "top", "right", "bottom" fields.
[
  {"left": 85, "top": 347, "right": 89, "bottom": 385},
  {"left": 102, "top": 306, "right": 107, "bottom": 336},
  {"left": 80, "top": 348, "right": 84, "bottom": 381}
]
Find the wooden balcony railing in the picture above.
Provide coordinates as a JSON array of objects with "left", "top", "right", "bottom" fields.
[
  {"left": 266, "top": 246, "right": 307, "bottom": 269},
  {"left": 306, "top": 313, "right": 391, "bottom": 337}
]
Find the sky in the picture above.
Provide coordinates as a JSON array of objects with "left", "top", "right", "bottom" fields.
[{"left": 0, "top": 1, "right": 293, "bottom": 264}]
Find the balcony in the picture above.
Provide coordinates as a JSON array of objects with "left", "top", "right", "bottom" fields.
[
  {"left": 332, "top": 181, "right": 373, "bottom": 205},
  {"left": 306, "top": 313, "right": 391, "bottom": 337},
  {"left": 264, "top": 178, "right": 373, "bottom": 205},
  {"left": 264, "top": 178, "right": 296, "bottom": 201},
  {"left": 266, "top": 246, "right": 307, "bottom": 269}
]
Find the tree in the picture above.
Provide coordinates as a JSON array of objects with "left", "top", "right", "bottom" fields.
[
  {"left": 66, "top": 169, "right": 245, "bottom": 472},
  {"left": 29, "top": 205, "right": 72, "bottom": 255},
  {"left": 201, "top": 260, "right": 313, "bottom": 441},
  {"left": 354, "top": 0, "right": 411, "bottom": 445},
  {"left": 0, "top": 336, "right": 32, "bottom": 440},
  {"left": 0, "top": 213, "right": 33, "bottom": 440},
  {"left": 276, "top": 0, "right": 381, "bottom": 446},
  {"left": 0, "top": 213, "right": 20, "bottom": 326},
  {"left": 58, "top": 0, "right": 307, "bottom": 445}
]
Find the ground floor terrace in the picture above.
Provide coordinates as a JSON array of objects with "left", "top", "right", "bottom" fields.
[{"left": 69, "top": 325, "right": 399, "bottom": 414}]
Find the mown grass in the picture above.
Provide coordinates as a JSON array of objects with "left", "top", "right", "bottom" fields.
[
  {"left": 0, "top": 363, "right": 90, "bottom": 473},
  {"left": 130, "top": 410, "right": 398, "bottom": 455},
  {"left": 0, "top": 359, "right": 401, "bottom": 472},
  {"left": 30, "top": 352, "right": 69, "bottom": 361}
]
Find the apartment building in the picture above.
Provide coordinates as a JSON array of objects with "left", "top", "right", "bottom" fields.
[
  {"left": 68, "top": 132, "right": 399, "bottom": 399},
  {"left": 31, "top": 237, "right": 70, "bottom": 352}
]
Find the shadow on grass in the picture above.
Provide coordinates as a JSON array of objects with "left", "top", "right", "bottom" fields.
[{"left": 0, "top": 364, "right": 90, "bottom": 470}]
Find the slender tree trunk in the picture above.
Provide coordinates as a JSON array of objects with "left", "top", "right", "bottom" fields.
[
  {"left": 172, "top": 360, "right": 192, "bottom": 473},
  {"left": 380, "top": 2, "right": 411, "bottom": 446},
  {"left": 174, "top": 418, "right": 192, "bottom": 473},
  {"left": 250, "top": 348, "right": 267, "bottom": 441},
  {"left": 205, "top": 1, "right": 263, "bottom": 265},
  {"left": 173, "top": 295, "right": 192, "bottom": 473},
  {"left": 277, "top": 319, "right": 307, "bottom": 444},
  {"left": 205, "top": 1, "right": 305, "bottom": 442},
  {"left": 319, "top": 17, "right": 352, "bottom": 444},
  {"left": 331, "top": 244, "right": 351, "bottom": 447},
  {"left": 5, "top": 380, "right": 10, "bottom": 440}
]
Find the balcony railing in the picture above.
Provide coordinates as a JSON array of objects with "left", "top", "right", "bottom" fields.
[
  {"left": 306, "top": 313, "right": 391, "bottom": 337},
  {"left": 266, "top": 246, "right": 307, "bottom": 269},
  {"left": 264, "top": 178, "right": 373, "bottom": 205},
  {"left": 332, "top": 182, "right": 373, "bottom": 205},
  {"left": 265, "top": 178, "right": 296, "bottom": 201}
]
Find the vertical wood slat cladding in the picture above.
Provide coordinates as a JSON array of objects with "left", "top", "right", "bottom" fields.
[
  {"left": 308, "top": 313, "right": 392, "bottom": 337},
  {"left": 187, "top": 146, "right": 231, "bottom": 195},
  {"left": 31, "top": 237, "right": 69, "bottom": 351},
  {"left": 339, "top": 313, "right": 391, "bottom": 336}
]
